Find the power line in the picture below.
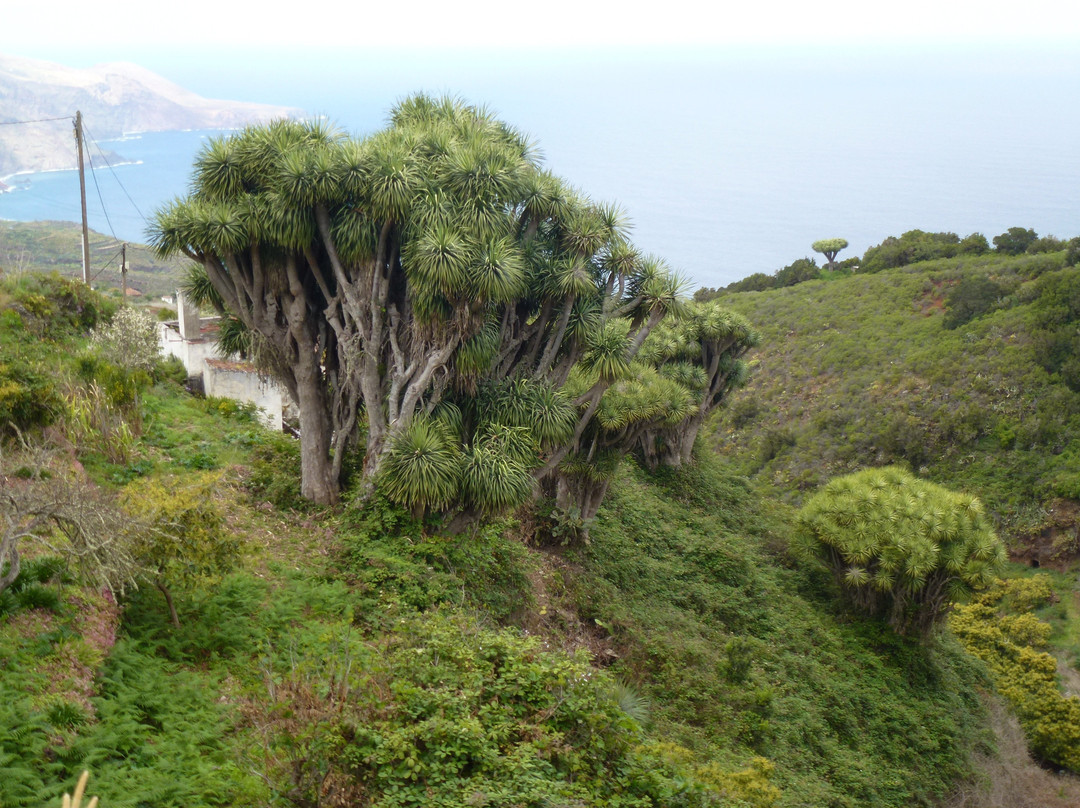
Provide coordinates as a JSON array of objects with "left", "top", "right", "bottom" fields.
[
  {"left": 91, "top": 246, "right": 124, "bottom": 283},
  {"left": 84, "top": 147, "right": 119, "bottom": 243},
  {"left": 0, "top": 115, "right": 73, "bottom": 126},
  {"left": 83, "top": 123, "right": 148, "bottom": 225}
]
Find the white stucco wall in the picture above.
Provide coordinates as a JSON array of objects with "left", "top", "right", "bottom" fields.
[
  {"left": 159, "top": 322, "right": 220, "bottom": 377},
  {"left": 203, "top": 360, "right": 283, "bottom": 430},
  {"left": 158, "top": 288, "right": 286, "bottom": 432}
]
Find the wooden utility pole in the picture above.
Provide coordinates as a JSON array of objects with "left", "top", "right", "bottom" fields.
[
  {"left": 74, "top": 111, "right": 91, "bottom": 285},
  {"left": 120, "top": 243, "right": 127, "bottom": 300}
]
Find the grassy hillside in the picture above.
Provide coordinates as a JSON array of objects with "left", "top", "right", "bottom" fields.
[
  {"left": 0, "top": 221, "right": 188, "bottom": 300},
  {"left": 3, "top": 270, "right": 1080, "bottom": 807},
  {"left": 710, "top": 250, "right": 1080, "bottom": 551}
]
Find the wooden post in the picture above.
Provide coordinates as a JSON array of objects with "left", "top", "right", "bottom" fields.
[
  {"left": 120, "top": 243, "right": 127, "bottom": 300},
  {"left": 74, "top": 111, "right": 91, "bottom": 285}
]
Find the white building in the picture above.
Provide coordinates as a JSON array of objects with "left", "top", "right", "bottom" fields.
[{"left": 158, "top": 291, "right": 285, "bottom": 430}]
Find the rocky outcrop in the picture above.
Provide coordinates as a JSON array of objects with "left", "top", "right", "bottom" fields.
[{"left": 0, "top": 53, "right": 299, "bottom": 177}]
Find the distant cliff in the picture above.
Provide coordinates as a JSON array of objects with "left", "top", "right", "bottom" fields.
[{"left": 0, "top": 53, "right": 298, "bottom": 178}]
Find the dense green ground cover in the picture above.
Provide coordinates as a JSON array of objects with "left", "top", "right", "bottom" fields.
[
  {"left": 567, "top": 460, "right": 989, "bottom": 807},
  {"left": 0, "top": 270, "right": 1060, "bottom": 807}
]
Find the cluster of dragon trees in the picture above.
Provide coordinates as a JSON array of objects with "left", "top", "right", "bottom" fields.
[{"left": 152, "top": 95, "right": 758, "bottom": 528}]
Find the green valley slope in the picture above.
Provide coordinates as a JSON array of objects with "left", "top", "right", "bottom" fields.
[
  {"left": 1, "top": 221, "right": 188, "bottom": 299},
  {"left": 710, "top": 251, "right": 1080, "bottom": 556}
]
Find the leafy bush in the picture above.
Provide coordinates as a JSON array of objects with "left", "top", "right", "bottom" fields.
[
  {"left": 277, "top": 611, "right": 743, "bottom": 808},
  {"left": 861, "top": 230, "right": 981, "bottom": 272},
  {"left": 958, "top": 232, "right": 991, "bottom": 255},
  {"left": 877, "top": 412, "right": 931, "bottom": 468},
  {"left": 757, "top": 427, "right": 796, "bottom": 466},
  {"left": 728, "top": 395, "right": 762, "bottom": 429},
  {"left": 951, "top": 577, "right": 1080, "bottom": 771},
  {"left": 1, "top": 273, "right": 115, "bottom": 338},
  {"left": 247, "top": 433, "right": 305, "bottom": 510},
  {"left": 1028, "top": 268, "right": 1080, "bottom": 390},
  {"left": 1065, "top": 237, "right": 1080, "bottom": 267},
  {"left": 724, "top": 273, "right": 775, "bottom": 293},
  {"left": 943, "top": 275, "right": 1005, "bottom": 329},
  {"left": 576, "top": 459, "right": 989, "bottom": 807},
  {"left": 0, "top": 360, "right": 61, "bottom": 434},
  {"left": 723, "top": 258, "right": 821, "bottom": 294},
  {"left": 792, "top": 467, "right": 1006, "bottom": 635},
  {"left": 774, "top": 257, "right": 820, "bottom": 287},
  {"left": 14, "top": 583, "right": 63, "bottom": 612},
  {"left": 0, "top": 554, "right": 69, "bottom": 614},
  {"left": 993, "top": 227, "right": 1038, "bottom": 256},
  {"left": 120, "top": 472, "right": 241, "bottom": 625},
  {"left": 89, "top": 306, "right": 161, "bottom": 373},
  {"left": 1027, "top": 235, "right": 1065, "bottom": 255},
  {"left": 342, "top": 494, "right": 533, "bottom": 623},
  {"left": 153, "top": 355, "right": 188, "bottom": 386}
]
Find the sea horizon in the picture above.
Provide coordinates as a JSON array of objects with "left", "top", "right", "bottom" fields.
[{"left": 2, "top": 44, "right": 1078, "bottom": 289}]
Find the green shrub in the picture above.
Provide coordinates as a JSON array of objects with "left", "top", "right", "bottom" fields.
[
  {"left": 342, "top": 495, "right": 533, "bottom": 623},
  {"left": 725, "top": 272, "right": 775, "bottom": 293},
  {"left": 1027, "top": 235, "right": 1065, "bottom": 254},
  {"left": 943, "top": 275, "right": 1004, "bottom": 329},
  {"left": 278, "top": 611, "right": 738, "bottom": 808},
  {"left": 44, "top": 700, "right": 89, "bottom": 730},
  {"left": 861, "top": 230, "right": 973, "bottom": 272},
  {"left": 120, "top": 472, "right": 241, "bottom": 625},
  {"left": 757, "top": 427, "right": 796, "bottom": 465},
  {"left": 89, "top": 306, "right": 161, "bottom": 373},
  {"left": 728, "top": 395, "right": 762, "bottom": 428},
  {"left": 951, "top": 580, "right": 1080, "bottom": 771},
  {"left": 2, "top": 273, "right": 116, "bottom": 337},
  {"left": 0, "top": 360, "right": 60, "bottom": 433},
  {"left": 1065, "top": 237, "right": 1080, "bottom": 267},
  {"left": 775, "top": 257, "right": 820, "bottom": 287},
  {"left": 993, "top": 227, "right": 1038, "bottom": 256},
  {"left": 10, "top": 555, "right": 68, "bottom": 589},
  {"left": 14, "top": 584, "right": 62, "bottom": 612},
  {"left": 958, "top": 233, "right": 990, "bottom": 255},
  {"left": 1002, "top": 574, "right": 1056, "bottom": 612},
  {"left": 577, "top": 459, "right": 989, "bottom": 807},
  {"left": 878, "top": 412, "right": 931, "bottom": 468},
  {"left": 153, "top": 355, "right": 188, "bottom": 386},
  {"left": 247, "top": 433, "right": 306, "bottom": 511}
]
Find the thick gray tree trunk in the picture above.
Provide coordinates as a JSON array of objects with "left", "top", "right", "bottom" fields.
[{"left": 295, "top": 351, "right": 339, "bottom": 505}]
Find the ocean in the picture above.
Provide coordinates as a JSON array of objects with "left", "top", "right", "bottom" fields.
[{"left": 2, "top": 45, "right": 1078, "bottom": 289}]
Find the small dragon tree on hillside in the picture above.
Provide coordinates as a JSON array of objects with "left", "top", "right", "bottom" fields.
[
  {"left": 636, "top": 300, "right": 758, "bottom": 467},
  {"left": 792, "top": 466, "right": 1005, "bottom": 635},
  {"left": 812, "top": 238, "right": 848, "bottom": 269},
  {"left": 552, "top": 301, "right": 758, "bottom": 521}
]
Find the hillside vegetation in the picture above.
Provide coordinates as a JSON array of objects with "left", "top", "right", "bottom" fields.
[
  {"left": 710, "top": 248, "right": 1080, "bottom": 553},
  {"left": 6, "top": 270, "right": 1070, "bottom": 807},
  {"left": 1, "top": 221, "right": 187, "bottom": 299}
]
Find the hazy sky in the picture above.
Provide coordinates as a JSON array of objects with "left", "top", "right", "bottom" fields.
[{"left": 9, "top": 0, "right": 1080, "bottom": 52}]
